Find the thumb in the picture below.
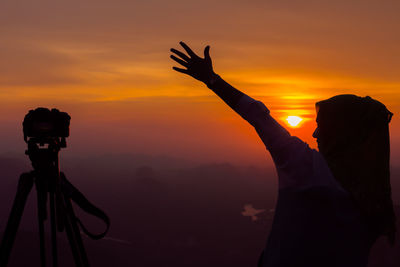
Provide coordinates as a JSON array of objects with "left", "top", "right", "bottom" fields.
[{"left": 204, "top": 45, "right": 211, "bottom": 60}]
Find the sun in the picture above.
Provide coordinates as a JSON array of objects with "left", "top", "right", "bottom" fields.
[{"left": 286, "top": 116, "right": 303, "bottom": 127}]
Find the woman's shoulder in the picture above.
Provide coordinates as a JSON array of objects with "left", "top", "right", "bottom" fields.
[{"left": 276, "top": 141, "right": 348, "bottom": 191}]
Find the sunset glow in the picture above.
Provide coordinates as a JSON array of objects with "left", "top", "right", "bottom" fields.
[
  {"left": 286, "top": 116, "right": 303, "bottom": 127},
  {"left": 0, "top": 0, "right": 399, "bottom": 167}
]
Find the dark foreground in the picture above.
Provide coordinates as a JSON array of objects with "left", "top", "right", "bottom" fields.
[{"left": 1, "top": 154, "right": 399, "bottom": 266}]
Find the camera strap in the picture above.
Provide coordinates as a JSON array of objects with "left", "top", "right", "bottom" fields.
[{"left": 60, "top": 172, "right": 110, "bottom": 240}]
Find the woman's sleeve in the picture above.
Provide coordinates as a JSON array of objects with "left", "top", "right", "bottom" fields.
[
  {"left": 208, "top": 76, "right": 313, "bottom": 189},
  {"left": 234, "top": 95, "right": 314, "bottom": 188}
]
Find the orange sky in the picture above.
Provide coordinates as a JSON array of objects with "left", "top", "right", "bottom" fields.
[{"left": 0, "top": 0, "right": 399, "bottom": 166}]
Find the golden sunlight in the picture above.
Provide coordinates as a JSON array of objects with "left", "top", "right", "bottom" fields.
[{"left": 286, "top": 116, "right": 303, "bottom": 127}]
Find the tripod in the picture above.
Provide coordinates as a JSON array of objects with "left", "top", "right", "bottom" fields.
[{"left": 0, "top": 137, "right": 109, "bottom": 267}]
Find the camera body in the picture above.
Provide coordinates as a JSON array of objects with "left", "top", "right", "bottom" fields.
[{"left": 23, "top": 108, "right": 70, "bottom": 143}]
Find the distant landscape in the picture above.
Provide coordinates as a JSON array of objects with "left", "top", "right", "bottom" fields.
[{"left": 1, "top": 154, "right": 399, "bottom": 266}]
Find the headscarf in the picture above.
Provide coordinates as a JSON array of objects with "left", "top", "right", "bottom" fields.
[{"left": 316, "top": 94, "right": 396, "bottom": 245}]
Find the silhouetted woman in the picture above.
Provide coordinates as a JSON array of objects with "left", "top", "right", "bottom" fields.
[{"left": 170, "top": 42, "right": 396, "bottom": 267}]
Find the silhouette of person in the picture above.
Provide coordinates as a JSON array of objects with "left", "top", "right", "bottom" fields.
[{"left": 170, "top": 42, "right": 396, "bottom": 267}]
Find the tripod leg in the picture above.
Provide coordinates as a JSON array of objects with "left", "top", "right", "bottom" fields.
[
  {"left": 35, "top": 173, "right": 50, "bottom": 267},
  {"left": 62, "top": 196, "right": 90, "bottom": 267},
  {"left": 49, "top": 192, "right": 58, "bottom": 267},
  {"left": 37, "top": 208, "right": 46, "bottom": 267},
  {"left": 36, "top": 174, "right": 50, "bottom": 267},
  {"left": 0, "top": 173, "right": 34, "bottom": 267}
]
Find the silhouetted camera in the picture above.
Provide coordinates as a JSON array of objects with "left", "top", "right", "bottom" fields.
[{"left": 23, "top": 108, "right": 71, "bottom": 142}]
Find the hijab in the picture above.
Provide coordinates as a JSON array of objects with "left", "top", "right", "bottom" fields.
[{"left": 316, "top": 94, "right": 396, "bottom": 245}]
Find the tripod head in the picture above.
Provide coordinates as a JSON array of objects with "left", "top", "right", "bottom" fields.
[
  {"left": 23, "top": 107, "right": 71, "bottom": 172},
  {"left": 23, "top": 107, "right": 70, "bottom": 147}
]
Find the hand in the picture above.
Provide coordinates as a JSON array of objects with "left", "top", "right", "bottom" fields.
[{"left": 170, "top": 41, "right": 216, "bottom": 85}]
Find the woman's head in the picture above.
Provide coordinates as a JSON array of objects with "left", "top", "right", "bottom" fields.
[
  {"left": 314, "top": 94, "right": 396, "bottom": 244},
  {"left": 314, "top": 94, "right": 393, "bottom": 156}
]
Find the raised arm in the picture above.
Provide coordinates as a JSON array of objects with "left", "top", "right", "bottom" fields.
[
  {"left": 170, "top": 42, "right": 289, "bottom": 144},
  {"left": 170, "top": 42, "right": 312, "bottom": 182}
]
